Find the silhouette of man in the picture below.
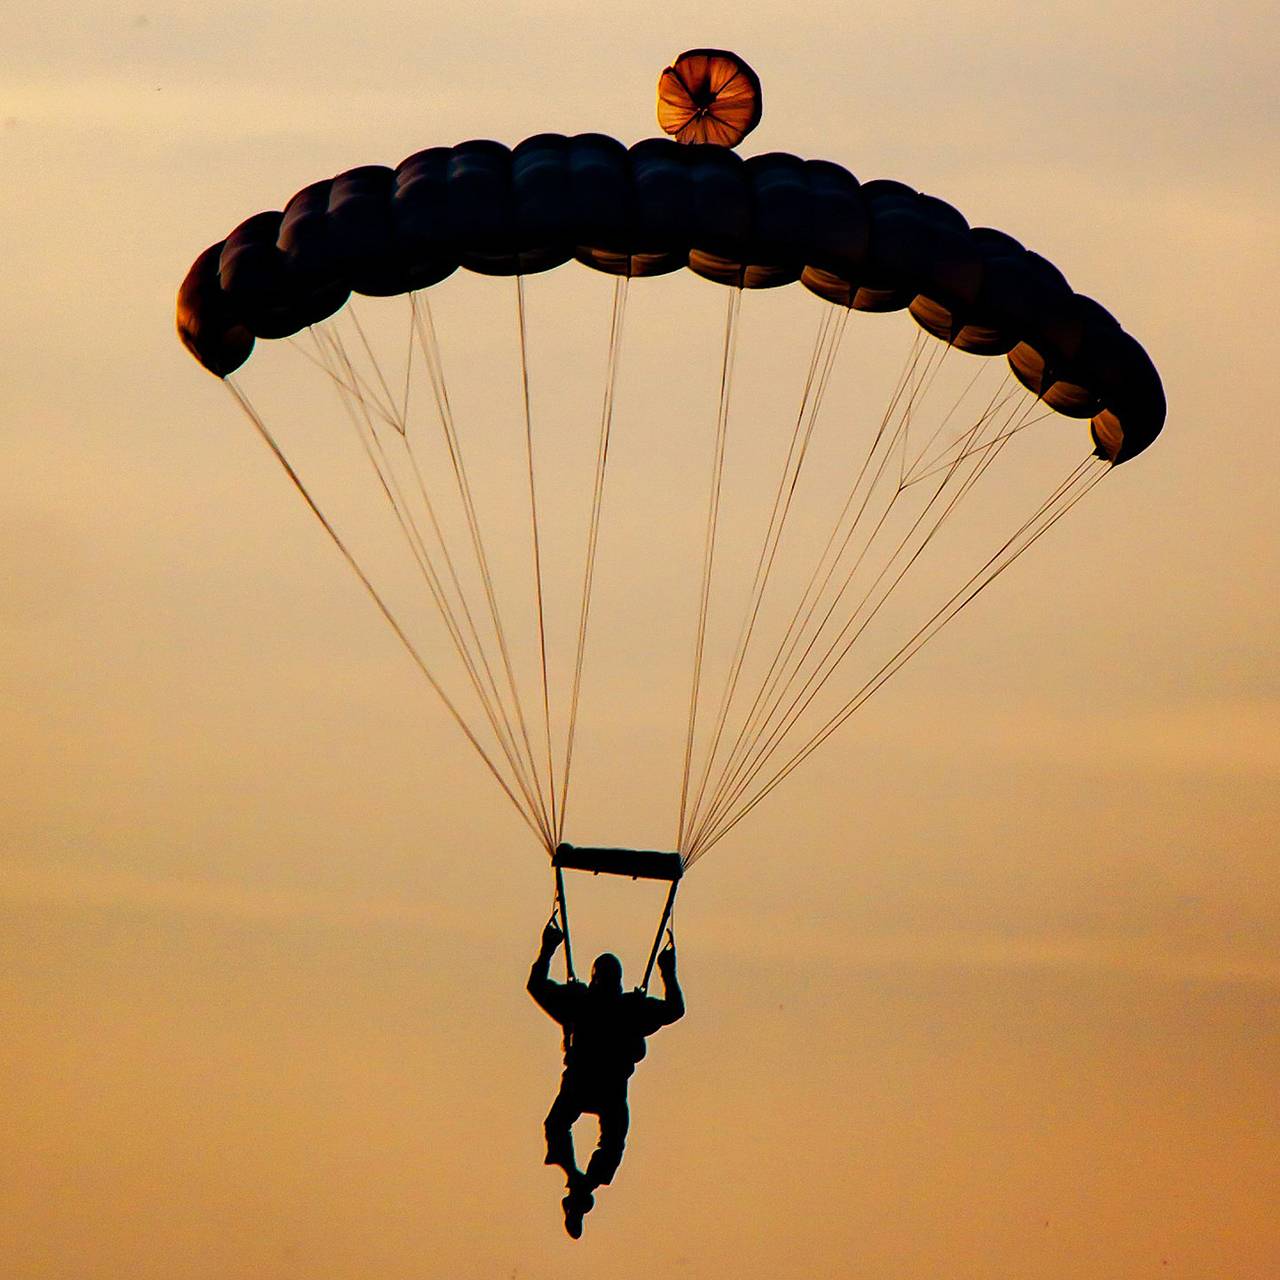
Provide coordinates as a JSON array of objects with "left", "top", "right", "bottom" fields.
[{"left": 528, "top": 919, "right": 684, "bottom": 1238}]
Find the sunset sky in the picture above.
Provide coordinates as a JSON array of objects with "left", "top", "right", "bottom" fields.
[{"left": 3, "top": 2, "right": 1278, "bottom": 1277}]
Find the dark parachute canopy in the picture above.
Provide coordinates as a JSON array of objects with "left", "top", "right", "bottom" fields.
[
  {"left": 176, "top": 65, "right": 1164, "bottom": 869},
  {"left": 178, "top": 134, "right": 1163, "bottom": 463}
]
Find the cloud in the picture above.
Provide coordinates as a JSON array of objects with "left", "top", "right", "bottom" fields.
[
  {"left": 972, "top": 698, "right": 1280, "bottom": 780},
  {"left": 4, "top": 75, "right": 458, "bottom": 145},
  {"left": 0, "top": 857, "right": 480, "bottom": 932},
  {"left": 694, "top": 903, "right": 1280, "bottom": 990}
]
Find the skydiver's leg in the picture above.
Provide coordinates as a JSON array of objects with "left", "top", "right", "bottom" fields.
[
  {"left": 550, "top": 1076, "right": 596, "bottom": 1239},
  {"left": 584, "top": 1090, "right": 630, "bottom": 1189},
  {"left": 544, "top": 1076, "right": 582, "bottom": 1178}
]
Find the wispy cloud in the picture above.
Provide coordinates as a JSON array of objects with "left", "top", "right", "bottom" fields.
[
  {"left": 973, "top": 698, "right": 1280, "bottom": 779},
  {"left": 694, "top": 904, "right": 1280, "bottom": 990},
  {"left": 0, "top": 857, "right": 481, "bottom": 933},
  {"left": 4, "top": 75, "right": 458, "bottom": 143}
]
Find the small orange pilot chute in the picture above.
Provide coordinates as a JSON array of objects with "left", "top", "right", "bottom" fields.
[{"left": 656, "top": 48, "right": 762, "bottom": 148}]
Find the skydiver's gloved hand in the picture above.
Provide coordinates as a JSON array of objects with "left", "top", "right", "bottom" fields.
[
  {"left": 657, "top": 940, "right": 677, "bottom": 977},
  {"left": 540, "top": 920, "right": 564, "bottom": 958}
]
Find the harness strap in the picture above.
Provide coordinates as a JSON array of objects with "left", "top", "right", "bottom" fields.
[
  {"left": 639, "top": 879, "right": 680, "bottom": 994},
  {"left": 548, "top": 864, "right": 679, "bottom": 993},
  {"left": 553, "top": 864, "right": 576, "bottom": 982}
]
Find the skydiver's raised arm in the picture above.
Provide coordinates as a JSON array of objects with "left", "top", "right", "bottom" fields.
[
  {"left": 528, "top": 920, "right": 570, "bottom": 1019},
  {"left": 650, "top": 942, "right": 685, "bottom": 1026}
]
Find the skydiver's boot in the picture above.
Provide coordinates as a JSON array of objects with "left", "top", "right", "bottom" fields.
[{"left": 562, "top": 1172, "right": 594, "bottom": 1239}]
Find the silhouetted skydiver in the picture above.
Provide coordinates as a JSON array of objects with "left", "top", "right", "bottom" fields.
[{"left": 528, "top": 920, "right": 684, "bottom": 1238}]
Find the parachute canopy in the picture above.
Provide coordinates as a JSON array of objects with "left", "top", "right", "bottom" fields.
[
  {"left": 177, "top": 133, "right": 1163, "bottom": 463},
  {"left": 656, "top": 48, "right": 763, "bottom": 148}
]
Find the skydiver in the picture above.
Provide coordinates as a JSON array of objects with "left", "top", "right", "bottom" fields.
[{"left": 527, "top": 919, "right": 685, "bottom": 1238}]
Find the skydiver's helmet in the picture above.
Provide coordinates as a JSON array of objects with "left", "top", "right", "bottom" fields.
[{"left": 590, "top": 953, "right": 623, "bottom": 994}]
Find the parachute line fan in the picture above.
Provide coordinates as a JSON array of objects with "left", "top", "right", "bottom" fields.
[{"left": 177, "top": 58, "right": 1164, "bottom": 881}]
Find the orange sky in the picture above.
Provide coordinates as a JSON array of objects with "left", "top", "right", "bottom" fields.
[{"left": 3, "top": 3, "right": 1279, "bottom": 1277}]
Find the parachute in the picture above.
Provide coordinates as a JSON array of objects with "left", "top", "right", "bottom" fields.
[
  {"left": 657, "top": 48, "right": 763, "bottom": 148},
  {"left": 177, "top": 53, "right": 1164, "bottom": 934}
]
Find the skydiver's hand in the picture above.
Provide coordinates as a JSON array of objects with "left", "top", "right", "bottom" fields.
[
  {"left": 541, "top": 921, "right": 564, "bottom": 953},
  {"left": 657, "top": 942, "right": 676, "bottom": 975}
]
